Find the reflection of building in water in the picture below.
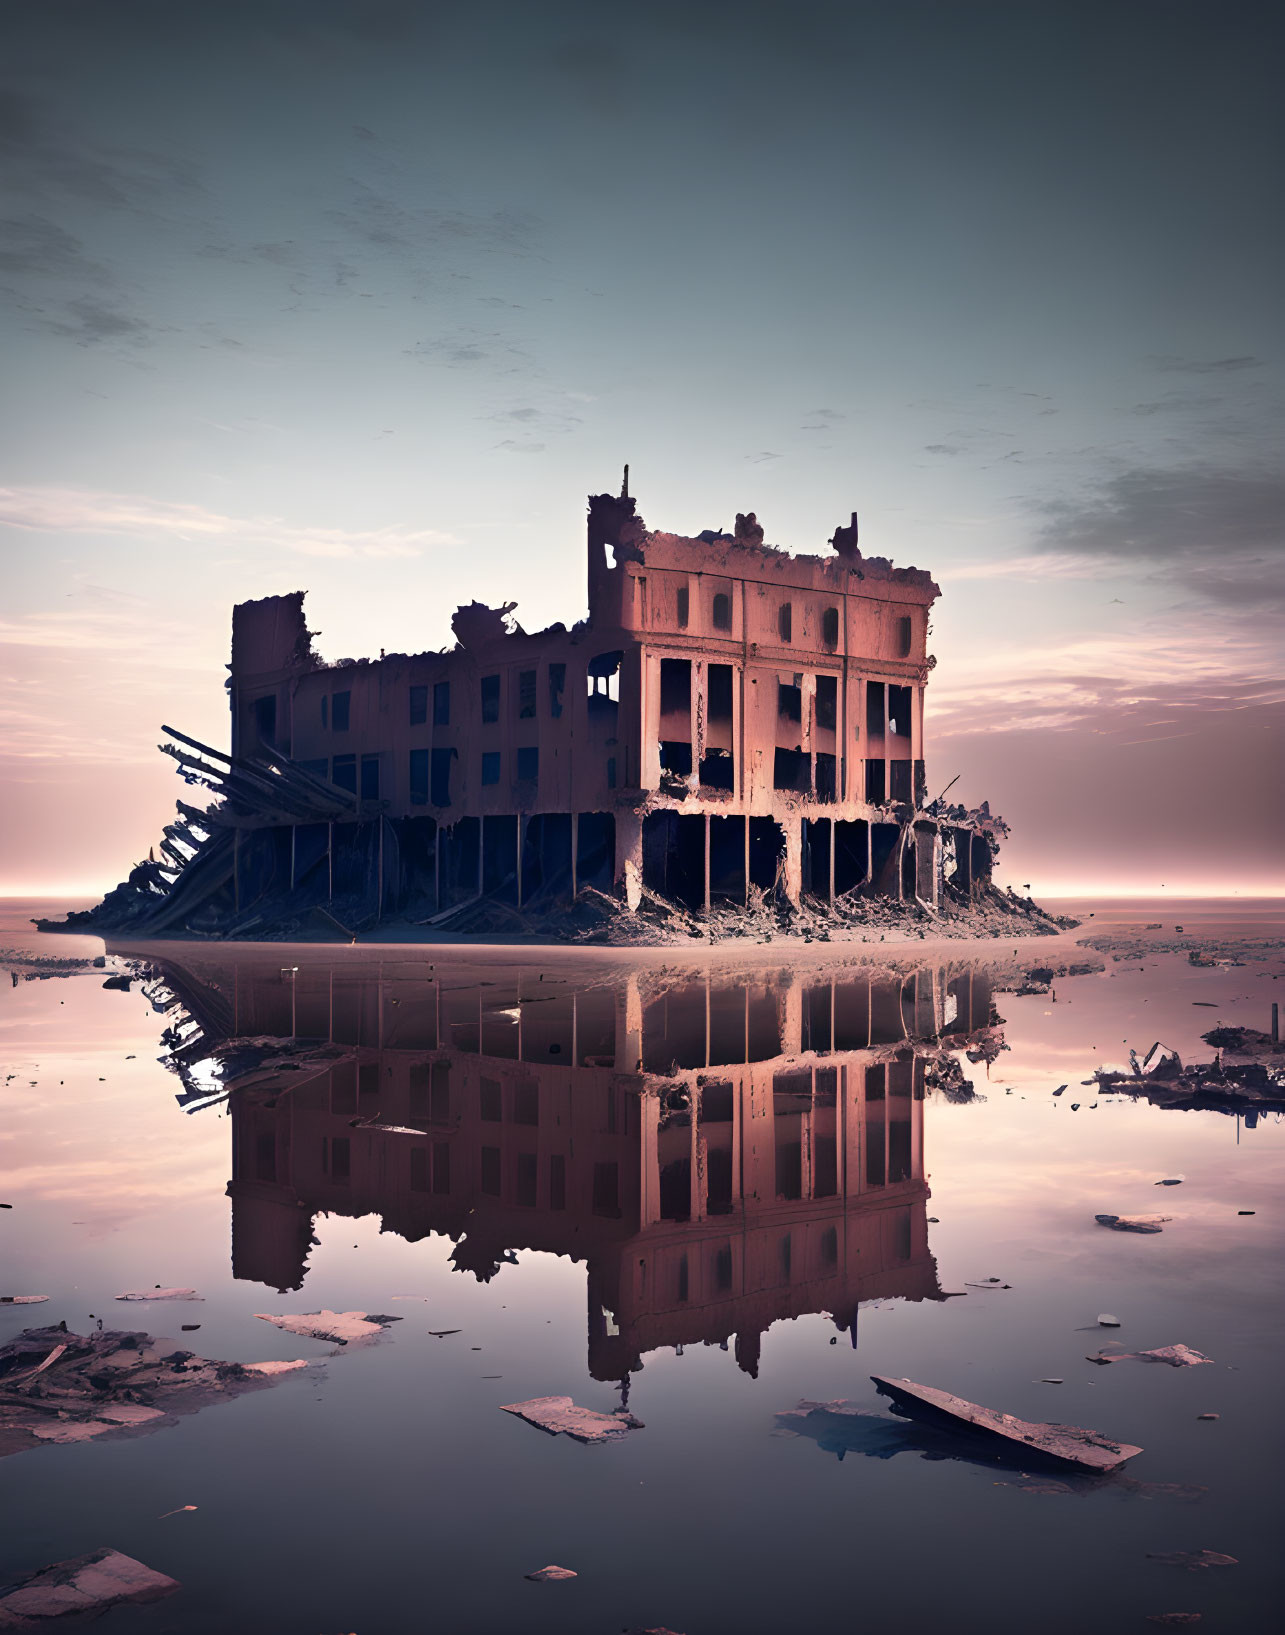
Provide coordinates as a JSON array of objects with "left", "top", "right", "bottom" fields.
[{"left": 143, "top": 953, "right": 995, "bottom": 1380}]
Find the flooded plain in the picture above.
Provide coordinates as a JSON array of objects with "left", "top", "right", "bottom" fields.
[{"left": 2, "top": 898, "right": 1282, "bottom": 1634}]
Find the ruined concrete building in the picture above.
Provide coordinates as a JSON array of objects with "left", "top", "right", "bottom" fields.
[{"left": 69, "top": 478, "right": 1007, "bottom": 936}]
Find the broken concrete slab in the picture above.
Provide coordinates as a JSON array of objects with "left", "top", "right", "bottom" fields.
[
  {"left": 500, "top": 1395, "right": 644, "bottom": 1443},
  {"left": 1095, "top": 1214, "right": 1171, "bottom": 1233},
  {"left": 524, "top": 1565, "right": 577, "bottom": 1582},
  {"left": 252, "top": 1310, "right": 400, "bottom": 1346},
  {"left": 0, "top": 1298, "right": 48, "bottom": 1306},
  {"left": 1146, "top": 1550, "right": 1237, "bottom": 1571},
  {"left": 1087, "top": 1345, "right": 1212, "bottom": 1368},
  {"left": 871, "top": 1375, "right": 1142, "bottom": 1473},
  {"left": 0, "top": 1326, "right": 311, "bottom": 1461},
  {"left": 114, "top": 1288, "right": 202, "bottom": 1302},
  {"left": 0, "top": 1548, "right": 179, "bottom": 1626}
]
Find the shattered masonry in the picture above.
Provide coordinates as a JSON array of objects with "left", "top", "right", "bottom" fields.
[{"left": 70, "top": 477, "right": 1009, "bottom": 935}]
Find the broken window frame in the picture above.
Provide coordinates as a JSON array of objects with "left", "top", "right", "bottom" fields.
[
  {"left": 548, "top": 662, "right": 566, "bottom": 718},
  {"left": 518, "top": 669, "right": 537, "bottom": 719},
  {"left": 332, "top": 753, "right": 357, "bottom": 794}
]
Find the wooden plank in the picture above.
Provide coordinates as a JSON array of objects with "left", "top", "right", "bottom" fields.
[{"left": 871, "top": 1375, "right": 1142, "bottom": 1472}]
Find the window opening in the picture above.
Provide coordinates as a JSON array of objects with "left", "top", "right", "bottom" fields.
[
  {"left": 548, "top": 662, "right": 565, "bottom": 718},
  {"left": 331, "top": 690, "right": 351, "bottom": 732},
  {"left": 433, "top": 681, "right": 450, "bottom": 725},
  {"left": 430, "top": 747, "right": 455, "bottom": 806},
  {"left": 409, "top": 685, "right": 428, "bottom": 726},
  {"left": 779, "top": 602, "right": 792, "bottom": 643},
  {"left": 409, "top": 748, "right": 429, "bottom": 805},
  {"left": 777, "top": 679, "right": 802, "bottom": 722},
  {"left": 518, "top": 669, "right": 536, "bottom": 719},
  {"left": 712, "top": 591, "right": 732, "bottom": 631},
  {"left": 516, "top": 746, "right": 538, "bottom": 781},
  {"left": 707, "top": 663, "right": 733, "bottom": 722},
  {"left": 332, "top": 754, "right": 357, "bottom": 794},
  {"left": 481, "top": 751, "right": 500, "bottom": 785},
  {"left": 897, "top": 615, "right": 913, "bottom": 657},
  {"left": 815, "top": 674, "right": 837, "bottom": 732},
  {"left": 360, "top": 754, "right": 380, "bottom": 801},
  {"left": 821, "top": 606, "right": 839, "bottom": 648},
  {"left": 676, "top": 585, "right": 689, "bottom": 628}
]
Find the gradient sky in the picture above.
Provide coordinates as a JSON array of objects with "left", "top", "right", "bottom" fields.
[{"left": 2, "top": 0, "right": 1281, "bottom": 896}]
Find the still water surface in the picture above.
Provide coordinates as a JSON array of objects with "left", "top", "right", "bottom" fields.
[{"left": 2, "top": 900, "right": 1282, "bottom": 1634}]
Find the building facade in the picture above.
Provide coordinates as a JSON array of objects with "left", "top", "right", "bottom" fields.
[{"left": 209, "top": 482, "right": 998, "bottom": 925}]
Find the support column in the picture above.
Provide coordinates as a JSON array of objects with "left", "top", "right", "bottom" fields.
[
  {"left": 783, "top": 819, "right": 803, "bottom": 906},
  {"left": 615, "top": 808, "right": 644, "bottom": 911}
]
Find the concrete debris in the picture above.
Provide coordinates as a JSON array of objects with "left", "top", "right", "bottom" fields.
[
  {"left": 1146, "top": 1551, "right": 1237, "bottom": 1571},
  {"left": 0, "top": 1549, "right": 179, "bottom": 1627},
  {"left": 1097, "top": 1314, "right": 1121, "bottom": 1326},
  {"left": 1095, "top": 1214, "right": 1171, "bottom": 1233},
  {"left": 1087, "top": 1345, "right": 1212, "bottom": 1368},
  {"left": 115, "top": 1288, "right": 202, "bottom": 1302},
  {"left": 871, "top": 1376, "right": 1142, "bottom": 1472},
  {"left": 524, "top": 1566, "right": 577, "bottom": 1582},
  {"left": 500, "top": 1395, "right": 644, "bottom": 1443},
  {"left": 253, "top": 1310, "right": 401, "bottom": 1347},
  {"left": 0, "top": 1325, "right": 309, "bottom": 1461},
  {"left": 1196, "top": 1413, "right": 1220, "bottom": 1421},
  {"left": 0, "top": 1298, "right": 48, "bottom": 1306}
]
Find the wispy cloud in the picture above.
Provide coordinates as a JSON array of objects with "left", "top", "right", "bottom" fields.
[{"left": 0, "top": 486, "right": 457, "bottom": 557}]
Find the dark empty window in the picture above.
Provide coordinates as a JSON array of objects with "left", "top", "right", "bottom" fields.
[
  {"left": 251, "top": 694, "right": 276, "bottom": 747},
  {"left": 815, "top": 675, "right": 837, "bottom": 732},
  {"left": 888, "top": 683, "right": 912, "bottom": 737},
  {"left": 821, "top": 607, "right": 839, "bottom": 648},
  {"left": 898, "top": 615, "right": 913, "bottom": 656},
  {"left": 410, "top": 1147, "right": 430, "bottom": 1192},
  {"left": 331, "top": 690, "right": 350, "bottom": 731},
  {"left": 430, "top": 747, "right": 455, "bottom": 806},
  {"left": 409, "top": 685, "right": 428, "bottom": 725},
  {"left": 255, "top": 1132, "right": 275, "bottom": 1182},
  {"left": 548, "top": 663, "right": 565, "bottom": 718},
  {"left": 866, "top": 680, "right": 886, "bottom": 738},
  {"left": 712, "top": 592, "right": 732, "bottom": 631},
  {"left": 360, "top": 755, "right": 380, "bottom": 800},
  {"left": 332, "top": 754, "right": 356, "bottom": 793},
  {"left": 707, "top": 663, "right": 733, "bottom": 722},
  {"left": 676, "top": 585, "right": 689, "bottom": 628},
  {"left": 865, "top": 758, "right": 886, "bottom": 803},
  {"left": 816, "top": 752, "right": 837, "bottom": 802},
  {"left": 779, "top": 602, "right": 792, "bottom": 643},
  {"left": 774, "top": 747, "right": 810, "bottom": 792},
  {"left": 433, "top": 681, "right": 450, "bottom": 725},
  {"left": 480, "top": 1146, "right": 501, "bottom": 1195},
  {"left": 890, "top": 760, "right": 912, "bottom": 803},
  {"left": 321, "top": 695, "right": 328, "bottom": 728},
  {"left": 409, "top": 748, "right": 429, "bottom": 805},
  {"left": 778, "top": 680, "right": 802, "bottom": 722},
  {"left": 481, "top": 751, "right": 500, "bottom": 785},
  {"left": 481, "top": 675, "right": 500, "bottom": 723},
  {"left": 587, "top": 651, "right": 621, "bottom": 708},
  {"left": 518, "top": 669, "right": 536, "bottom": 719},
  {"left": 513, "top": 1082, "right": 539, "bottom": 1126},
  {"left": 516, "top": 746, "right": 538, "bottom": 782},
  {"left": 660, "top": 658, "right": 691, "bottom": 719},
  {"left": 592, "top": 1161, "right": 620, "bottom": 1218},
  {"left": 480, "top": 1078, "right": 502, "bottom": 1122}
]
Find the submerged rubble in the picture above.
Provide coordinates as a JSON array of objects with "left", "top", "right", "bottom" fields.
[
  {"left": 0, "top": 1549, "right": 179, "bottom": 1627},
  {"left": 0, "top": 1326, "right": 309, "bottom": 1460},
  {"left": 500, "top": 1395, "right": 644, "bottom": 1443}
]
